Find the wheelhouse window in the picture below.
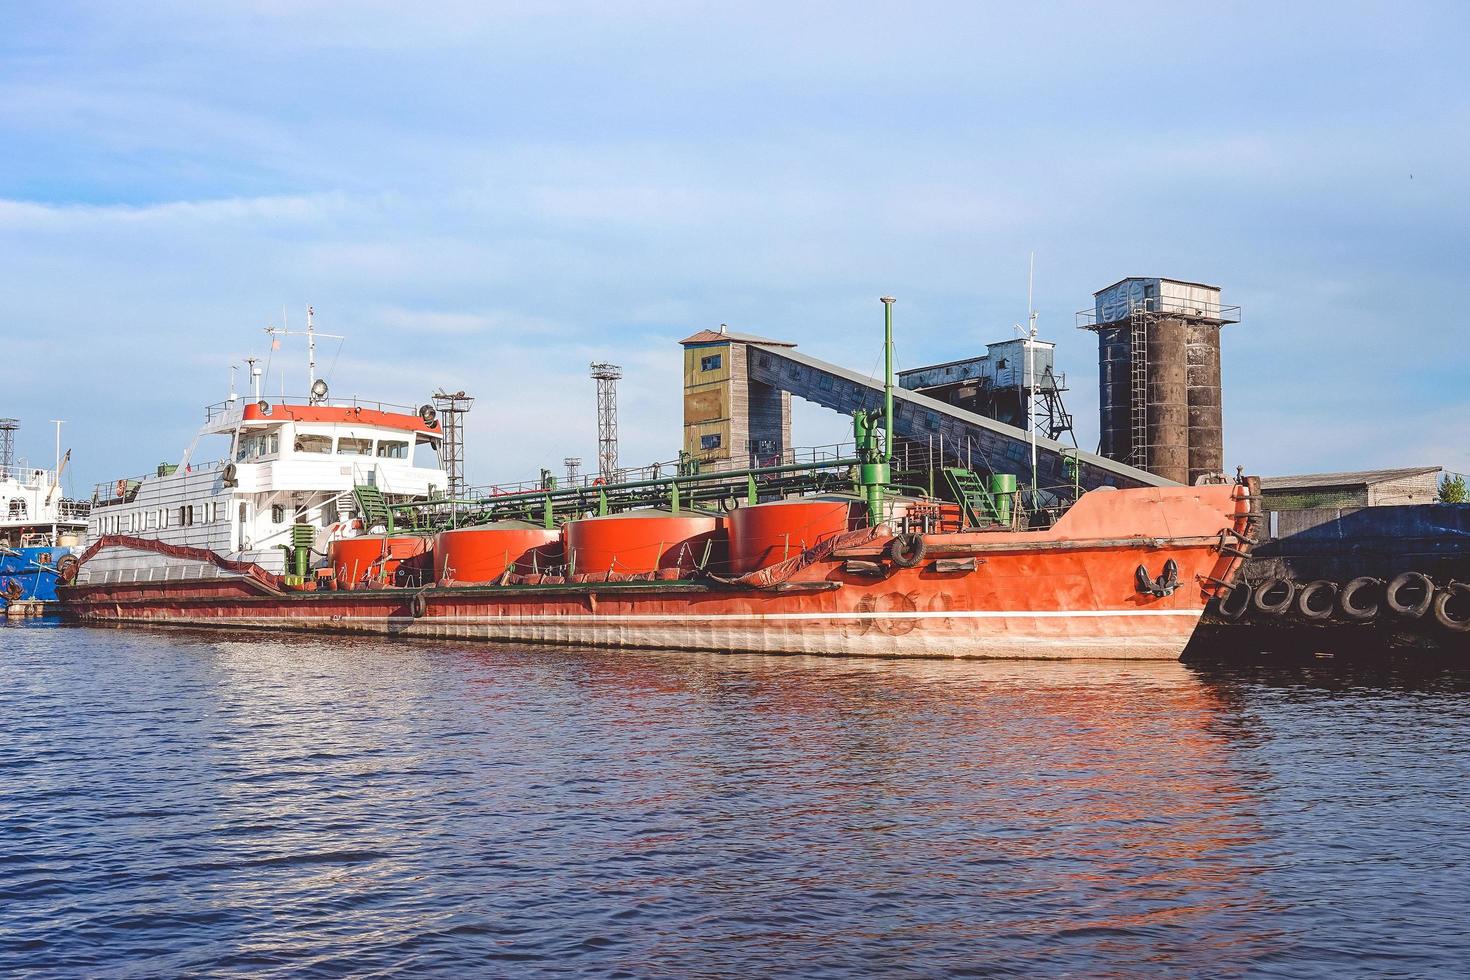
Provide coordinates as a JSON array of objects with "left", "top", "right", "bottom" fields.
[
  {"left": 376, "top": 440, "right": 409, "bottom": 460},
  {"left": 271, "top": 504, "right": 286, "bottom": 524},
  {"left": 337, "top": 437, "right": 373, "bottom": 457},
  {"left": 295, "top": 434, "right": 333, "bottom": 454}
]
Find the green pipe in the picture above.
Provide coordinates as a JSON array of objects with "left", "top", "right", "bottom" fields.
[{"left": 881, "top": 296, "right": 895, "bottom": 462}]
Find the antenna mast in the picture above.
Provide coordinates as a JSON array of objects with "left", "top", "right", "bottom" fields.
[{"left": 264, "top": 306, "right": 343, "bottom": 391}]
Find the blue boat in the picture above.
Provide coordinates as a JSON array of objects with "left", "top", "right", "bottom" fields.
[{"left": 1, "top": 419, "right": 89, "bottom": 614}]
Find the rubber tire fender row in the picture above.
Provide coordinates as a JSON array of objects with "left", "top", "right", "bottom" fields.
[
  {"left": 887, "top": 533, "right": 927, "bottom": 569},
  {"left": 1295, "top": 580, "right": 1339, "bottom": 621},
  {"left": 1385, "top": 571, "right": 1435, "bottom": 620},
  {"left": 1215, "top": 581, "right": 1252, "bottom": 621},
  {"left": 1337, "top": 576, "right": 1383, "bottom": 621},
  {"left": 1432, "top": 582, "right": 1470, "bottom": 634},
  {"left": 1252, "top": 577, "right": 1296, "bottom": 617}
]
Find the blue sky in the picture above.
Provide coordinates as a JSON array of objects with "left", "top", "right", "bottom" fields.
[{"left": 3, "top": 1, "right": 1466, "bottom": 492}]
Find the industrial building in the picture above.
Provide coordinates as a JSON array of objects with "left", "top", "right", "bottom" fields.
[
  {"left": 679, "top": 326, "right": 794, "bottom": 470},
  {"left": 1260, "top": 467, "right": 1444, "bottom": 512},
  {"left": 1078, "top": 277, "right": 1240, "bottom": 486}
]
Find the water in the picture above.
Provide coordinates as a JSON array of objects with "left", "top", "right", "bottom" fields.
[{"left": 4, "top": 621, "right": 1469, "bottom": 978}]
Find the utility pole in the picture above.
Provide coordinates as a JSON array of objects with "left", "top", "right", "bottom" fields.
[{"left": 50, "top": 420, "right": 63, "bottom": 542}]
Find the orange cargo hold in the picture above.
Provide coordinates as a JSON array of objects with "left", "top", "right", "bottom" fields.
[
  {"left": 564, "top": 510, "right": 724, "bottom": 575},
  {"left": 435, "top": 522, "right": 563, "bottom": 583},
  {"left": 728, "top": 497, "right": 860, "bottom": 573},
  {"left": 328, "top": 534, "right": 431, "bottom": 586}
]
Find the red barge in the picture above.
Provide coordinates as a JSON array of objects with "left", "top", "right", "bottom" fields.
[{"left": 58, "top": 301, "right": 1258, "bottom": 660}]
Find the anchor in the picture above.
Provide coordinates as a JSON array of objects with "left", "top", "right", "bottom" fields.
[{"left": 1135, "top": 558, "right": 1180, "bottom": 598}]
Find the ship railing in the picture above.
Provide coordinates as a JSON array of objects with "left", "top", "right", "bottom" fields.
[
  {"left": 0, "top": 461, "right": 58, "bottom": 489},
  {"left": 205, "top": 394, "right": 424, "bottom": 423},
  {"left": 90, "top": 459, "right": 229, "bottom": 507}
]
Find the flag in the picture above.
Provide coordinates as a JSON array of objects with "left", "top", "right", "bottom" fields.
[{"left": 271, "top": 338, "right": 281, "bottom": 351}]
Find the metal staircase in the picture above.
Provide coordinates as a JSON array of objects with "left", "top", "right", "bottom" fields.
[
  {"left": 353, "top": 484, "right": 394, "bottom": 533},
  {"left": 943, "top": 467, "right": 998, "bottom": 528}
]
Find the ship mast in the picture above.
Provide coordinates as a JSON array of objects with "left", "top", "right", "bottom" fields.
[{"left": 264, "top": 306, "right": 343, "bottom": 395}]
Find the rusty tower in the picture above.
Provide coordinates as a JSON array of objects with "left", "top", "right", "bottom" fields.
[
  {"left": 1079, "top": 278, "right": 1239, "bottom": 485},
  {"left": 590, "top": 362, "right": 622, "bottom": 481}
]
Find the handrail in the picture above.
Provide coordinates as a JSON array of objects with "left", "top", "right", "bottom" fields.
[{"left": 204, "top": 394, "right": 425, "bottom": 422}]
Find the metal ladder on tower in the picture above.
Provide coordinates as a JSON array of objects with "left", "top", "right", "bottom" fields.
[
  {"left": 1128, "top": 303, "right": 1150, "bottom": 471},
  {"left": 353, "top": 484, "right": 394, "bottom": 533},
  {"left": 943, "top": 467, "right": 997, "bottom": 528}
]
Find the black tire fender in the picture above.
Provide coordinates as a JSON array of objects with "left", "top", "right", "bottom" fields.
[
  {"left": 1252, "top": 577, "right": 1295, "bottom": 617},
  {"left": 887, "top": 533, "right": 927, "bottom": 569},
  {"left": 1385, "top": 571, "right": 1435, "bottom": 619},
  {"left": 1295, "top": 580, "right": 1338, "bottom": 621},
  {"left": 1337, "top": 577, "right": 1383, "bottom": 621},
  {"left": 410, "top": 593, "right": 428, "bottom": 618},
  {"left": 1432, "top": 582, "right": 1470, "bottom": 634},
  {"left": 1215, "top": 582, "right": 1252, "bottom": 621}
]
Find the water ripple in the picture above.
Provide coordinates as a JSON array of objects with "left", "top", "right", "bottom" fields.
[{"left": 3, "top": 621, "right": 1470, "bottom": 976}]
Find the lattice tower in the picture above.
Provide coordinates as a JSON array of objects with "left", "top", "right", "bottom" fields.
[
  {"left": 590, "top": 363, "right": 623, "bottom": 480},
  {"left": 431, "top": 390, "right": 474, "bottom": 501},
  {"left": 0, "top": 419, "right": 17, "bottom": 477}
]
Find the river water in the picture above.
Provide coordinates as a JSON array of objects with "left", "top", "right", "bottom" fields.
[{"left": 3, "top": 620, "right": 1468, "bottom": 978}]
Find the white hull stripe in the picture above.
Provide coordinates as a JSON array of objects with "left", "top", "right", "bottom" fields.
[{"left": 300, "top": 608, "right": 1202, "bottom": 624}]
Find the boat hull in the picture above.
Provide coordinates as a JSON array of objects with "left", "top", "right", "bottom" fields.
[{"left": 59, "top": 484, "right": 1255, "bottom": 661}]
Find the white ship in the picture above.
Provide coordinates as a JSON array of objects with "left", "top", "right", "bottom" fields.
[{"left": 81, "top": 312, "right": 449, "bottom": 584}]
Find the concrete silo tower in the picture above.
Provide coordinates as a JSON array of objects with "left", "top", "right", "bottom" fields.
[{"left": 1079, "top": 278, "right": 1239, "bottom": 485}]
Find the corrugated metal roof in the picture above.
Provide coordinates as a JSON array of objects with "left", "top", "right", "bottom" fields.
[
  {"left": 1092, "top": 276, "right": 1222, "bottom": 295},
  {"left": 1260, "top": 466, "right": 1441, "bottom": 491},
  {"left": 679, "top": 329, "right": 795, "bottom": 347}
]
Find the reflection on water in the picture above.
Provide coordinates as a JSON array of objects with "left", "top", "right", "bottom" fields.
[{"left": 3, "top": 622, "right": 1469, "bottom": 976}]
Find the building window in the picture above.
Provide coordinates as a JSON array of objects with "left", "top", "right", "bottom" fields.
[
  {"left": 295, "top": 434, "right": 333, "bottom": 454},
  {"left": 272, "top": 504, "right": 286, "bottom": 524},
  {"left": 337, "top": 437, "right": 373, "bottom": 456},
  {"left": 700, "top": 434, "right": 722, "bottom": 450},
  {"left": 178, "top": 506, "right": 188, "bottom": 527},
  {"left": 376, "top": 440, "right": 409, "bottom": 459},
  {"left": 700, "top": 353, "right": 722, "bottom": 372}
]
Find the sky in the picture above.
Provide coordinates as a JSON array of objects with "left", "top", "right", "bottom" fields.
[{"left": 2, "top": 1, "right": 1467, "bottom": 493}]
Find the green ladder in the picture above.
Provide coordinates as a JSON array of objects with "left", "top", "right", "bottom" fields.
[
  {"left": 353, "top": 484, "right": 394, "bottom": 533},
  {"left": 943, "top": 467, "right": 997, "bottom": 528}
]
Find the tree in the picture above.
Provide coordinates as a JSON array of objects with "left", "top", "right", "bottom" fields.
[{"left": 1440, "top": 473, "right": 1468, "bottom": 504}]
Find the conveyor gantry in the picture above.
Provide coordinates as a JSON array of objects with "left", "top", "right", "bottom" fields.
[{"left": 744, "top": 344, "right": 1172, "bottom": 492}]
